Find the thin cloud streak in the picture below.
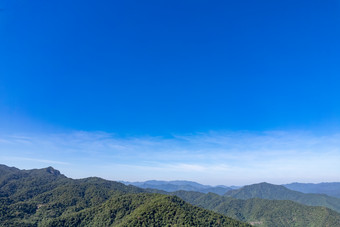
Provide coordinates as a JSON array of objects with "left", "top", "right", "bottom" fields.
[
  {"left": 2, "top": 156, "right": 70, "bottom": 165},
  {"left": 0, "top": 130, "right": 340, "bottom": 185}
]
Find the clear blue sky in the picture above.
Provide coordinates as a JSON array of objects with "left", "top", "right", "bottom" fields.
[{"left": 1, "top": 0, "right": 340, "bottom": 185}]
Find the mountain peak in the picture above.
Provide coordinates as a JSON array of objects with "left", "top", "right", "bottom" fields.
[
  {"left": 45, "top": 166, "right": 61, "bottom": 176},
  {"left": 225, "top": 182, "right": 294, "bottom": 199}
]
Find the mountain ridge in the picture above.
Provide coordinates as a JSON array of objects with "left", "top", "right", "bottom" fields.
[
  {"left": 122, "top": 180, "right": 233, "bottom": 195},
  {"left": 284, "top": 182, "right": 340, "bottom": 198},
  {"left": 225, "top": 182, "right": 340, "bottom": 213}
]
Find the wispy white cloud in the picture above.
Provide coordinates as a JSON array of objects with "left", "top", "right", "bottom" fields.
[
  {"left": 0, "top": 130, "right": 340, "bottom": 185},
  {"left": 2, "top": 156, "right": 70, "bottom": 165}
]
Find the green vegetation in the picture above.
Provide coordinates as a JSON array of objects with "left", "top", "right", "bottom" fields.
[
  {"left": 43, "top": 193, "right": 248, "bottom": 226},
  {"left": 0, "top": 165, "right": 249, "bottom": 226},
  {"left": 170, "top": 191, "right": 340, "bottom": 227}
]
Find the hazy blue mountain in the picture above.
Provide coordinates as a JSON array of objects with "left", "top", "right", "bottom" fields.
[
  {"left": 284, "top": 182, "right": 340, "bottom": 198},
  {"left": 122, "top": 180, "right": 232, "bottom": 195},
  {"left": 225, "top": 182, "right": 340, "bottom": 213},
  {"left": 229, "top": 186, "right": 242, "bottom": 190}
]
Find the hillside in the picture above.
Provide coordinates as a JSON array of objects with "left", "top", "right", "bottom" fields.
[
  {"left": 170, "top": 190, "right": 340, "bottom": 227},
  {"left": 0, "top": 165, "right": 249, "bottom": 226},
  {"left": 284, "top": 182, "right": 340, "bottom": 198},
  {"left": 43, "top": 193, "right": 249, "bottom": 226},
  {"left": 225, "top": 182, "right": 340, "bottom": 213},
  {"left": 122, "top": 180, "right": 231, "bottom": 195}
]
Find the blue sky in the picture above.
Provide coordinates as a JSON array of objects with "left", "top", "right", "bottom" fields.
[{"left": 1, "top": 0, "right": 340, "bottom": 185}]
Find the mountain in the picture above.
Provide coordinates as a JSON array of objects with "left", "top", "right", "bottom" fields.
[
  {"left": 284, "top": 182, "right": 340, "bottom": 198},
  {"left": 3, "top": 164, "right": 340, "bottom": 226},
  {"left": 0, "top": 164, "right": 143, "bottom": 203},
  {"left": 169, "top": 190, "right": 340, "bottom": 227},
  {"left": 0, "top": 164, "right": 249, "bottom": 226},
  {"left": 122, "top": 180, "right": 232, "bottom": 195},
  {"left": 225, "top": 182, "right": 340, "bottom": 213}
]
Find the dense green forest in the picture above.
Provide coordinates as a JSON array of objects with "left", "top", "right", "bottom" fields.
[
  {"left": 43, "top": 193, "right": 248, "bottom": 226},
  {"left": 0, "top": 164, "right": 249, "bottom": 226},
  {"left": 169, "top": 190, "right": 340, "bottom": 227}
]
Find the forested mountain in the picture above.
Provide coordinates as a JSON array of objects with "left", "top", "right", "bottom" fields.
[
  {"left": 2, "top": 164, "right": 340, "bottom": 226},
  {"left": 284, "top": 182, "right": 340, "bottom": 198},
  {"left": 122, "top": 180, "right": 232, "bottom": 195},
  {"left": 225, "top": 182, "right": 340, "bottom": 213},
  {"left": 43, "top": 193, "right": 248, "bottom": 226},
  {"left": 0, "top": 164, "right": 249, "bottom": 226},
  {"left": 170, "top": 190, "right": 340, "bottom": 227}
]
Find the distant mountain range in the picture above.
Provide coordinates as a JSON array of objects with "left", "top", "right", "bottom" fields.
[
  {"left": 121, "top": 180, "right": 340, "bottom": 225},
  {"left": 284, "top": 182, "right": 340, "bottom": 198},
  {"left": 121, "top": 180, "right": 236, "bottom": 195},
  {"left": 123, "top": 180, "right": 340, "bottom": 199},
  {"left": 225, "top": 182, "right": 340, "bottom": 213}
]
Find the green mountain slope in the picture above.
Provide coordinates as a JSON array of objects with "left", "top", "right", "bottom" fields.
[
  {"left": 170, "top": 190, "right": 340, "bottom": 227},
  {"left": 225, "top": 182, "right": 340, "bottom": 213},
  {"left": 0, "top": 165, "right": 249, "bottom": 226},
  {"left": 43, "top": 193, "right": 249, "bottom": 226}
]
